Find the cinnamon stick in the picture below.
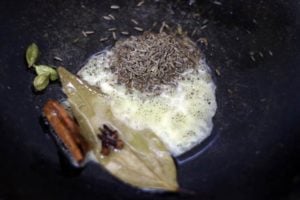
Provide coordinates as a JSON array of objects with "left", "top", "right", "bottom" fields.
[{"left": 43, "top": 99, "right": 89, "bottom": 163}]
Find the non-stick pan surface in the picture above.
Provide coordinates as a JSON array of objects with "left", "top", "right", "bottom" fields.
[{"left": 0, "top": 0, "right": 300, "bottom": 199}]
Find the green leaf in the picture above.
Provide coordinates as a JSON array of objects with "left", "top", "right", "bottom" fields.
[
  {"left": 26, "top": 43, "right": 39, "bottom": 68},
  {"left": 58, "top": 67, "right": 178, "bottom": 191},
  {"left": 33, "top": 74, "right": 49, "bottom": 91},
  {"left": 34, "top": 65, "right": 58, "bottom": 81}
]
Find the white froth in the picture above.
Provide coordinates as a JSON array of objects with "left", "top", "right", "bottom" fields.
[{"left": 78, "top": 50, "right": 217, "bottom": 156}]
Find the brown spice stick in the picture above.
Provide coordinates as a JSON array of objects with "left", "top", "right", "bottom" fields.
[{"left": 43, "top": 99, "right": 89, "bottom": 163}]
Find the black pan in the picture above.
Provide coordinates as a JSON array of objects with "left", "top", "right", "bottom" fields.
[{"left": 0, "top": 0, "right": 300, "bottom": 199}]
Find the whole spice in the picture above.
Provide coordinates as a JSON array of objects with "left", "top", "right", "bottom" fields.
[
  {"left": 121, "top": 31, "right": 129, "bottom": 35},
  {"left": 131, "top": 19, "right": 139, "bottom": 25},
  {"left": 108, "top": 14, "right": 115, "bottom": 20},
  {"left": 137, "top": 0, "right": 144, "bottom": 7},
  {"left": 25, "top": 43, "right": 58, "bottom": 91},
  {"left": 53, "top": 56, "right": 63, "bottom": 62},
  {"left": 43, "top": 99, "right": 89, "bottom": 163},
  {"left": 215, "top": 68, "right": 221, "bottom": 76},
  {"left": 34, "top": 65, "right": 58, "bottom": 81},
  {"left": 133, "top": 26, "right": 143, "bottom": 32},
  {"left": 103, "top": 15, "right": 111, "bottom": 20},
  {"left": 112, "top": 32, "right": 117, "bottom": 40},
  {"left": 26, "top": 43, "right": 39, "bottom": 68},
  {"left": 108, "top": 28, "right": 117, "bottom": 31},
  {"left": 98, "top": 124, "right": 124, "bottom": 156},
  {"left": 100, "top": 37, "right": 109, "bottom": 42},
  {"left": 33, "top": 74, "right": 49, "bottom": 91},
  {"left": 110, "top": 5, "right": 120, "bottom": 9}
]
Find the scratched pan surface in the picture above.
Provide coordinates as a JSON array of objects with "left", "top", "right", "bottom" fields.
[{"left": 0, "top": 0, "right": 300, "bottom": 199}]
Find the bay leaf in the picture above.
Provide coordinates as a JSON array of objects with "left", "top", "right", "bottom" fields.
[{"left": 58, "top": 67, "right": 178, "bottom": 191}]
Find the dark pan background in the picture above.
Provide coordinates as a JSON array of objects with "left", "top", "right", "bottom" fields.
[{"left": 0, "top": 0, "right": 300, "bottom": 199}]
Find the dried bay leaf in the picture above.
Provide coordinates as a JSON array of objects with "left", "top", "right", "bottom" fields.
[
  {"left": 58, "top": 67, "right": 104, "bottom": 160},
  {"left": 58, "top": 67, "right": 178, "bottom": 191}
]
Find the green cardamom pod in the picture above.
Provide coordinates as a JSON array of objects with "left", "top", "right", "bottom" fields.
[
  {"left": 33, "top": 74, "right": 50, "bottom": 91},
  {"left": 34, "top": 65, "right": 58, "bottom": 81},
  {"left": 26, "top": 43, "right": 39, "bottom": 68}
]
